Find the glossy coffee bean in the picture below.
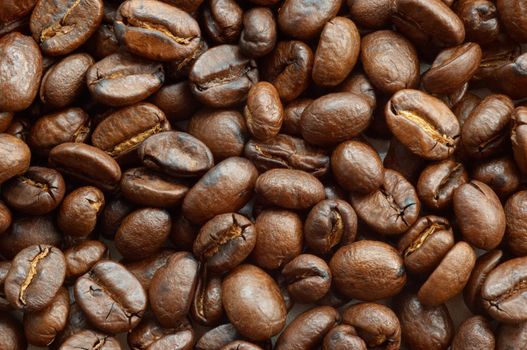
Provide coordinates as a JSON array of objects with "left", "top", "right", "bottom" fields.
[
  {"left": 0, "top": 313, "right": 26, "bottom": 350},
  {"left": 195, "top": 323, "right": 240, "bottom": 350},
  {"left": 453, "top": 92, "right": 481, "bottom": 127},
  {"left": 244, "top": 82, "right": 283, "bottom": 141},
  {"left": 149, "top": 81, "right": 199, "bottom": 123},
  {"left": 451, "top": 315, "right": 495, "bottom": 350},
  {"left": 0, "top": 0, "right": 36, "bottom": 25},
  {"left": 0, "top": 201, "right": 11, "bottom": 235},
  {"left": 0, "top": 113, "right": 14, "bottom": 133},
  {"left": 383, "top": 137, "right": 426, "bottom": 182},
  {"left": 58, "top": 186, "right": 105, "bottom": 238},
  {"left": 239, "top": 7, "right": 276, "bottom": 58},
  {"left": 75, "top": 260, "right": 147, "bottom": 333},
  {"left": 124, "top": 249, "right": 174, "bottom": 291},
  {"left": 59, "top": 330, "right": 121, "bottom": 350},
  {"left": 456, "top": 0, "right": 500, "bottom": 45},
  {"left": 191, "top": 268, "right": 223, "bottom": 326},
  {"left": 203, "top": 0, "right": 243, "bottom": 44},
  {"left": 127, "top": 315, "right": 193, "bottom": 350},
  {"left": 330, "top": 240, "right": 406, "bottom": 301},
  {"left": 496, "top": 321, "right": 527, "bottom": 350},
  {"left": 497, "top": 0, "right": 527, "bottom": 42},
  {"left": 322, "top": 324, "right": 367, "bottom": 350},
  {"left": 505, "top": 191, "right": 527, "bottom": 256},
  {"left": 223, "top": 264, "right": 286, "bottom": 341},
  {"left": 221, "top": 341, "right": 263, "bottom": 350},
  {"left": 0, "top": 133, "right": 31, "bottom": 186},
  {"left": 194, "top": 213, "right": 256, "bottom": 274},
  {"left": 100, "top": 197, "right": 135, "bottom": 240},
  {"left": 281, "top": 254, "right": 332, "bottom": 304},
  {"left": 5, "top": 244, "right": 66, "bottom": 311},
  {"left": 512, "top": 106, "right": 527, "bottom": 175},
  {"left": 472, "top": 156, "right": 521, "bottom": 198},
  {"left": 64, "top": 240, "right": 107, "bottom": 280}
]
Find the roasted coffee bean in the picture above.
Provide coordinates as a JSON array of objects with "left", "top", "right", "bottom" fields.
[
  {"left": 193, "top": 213, "right": 255, "bottom": 273},
  {"left": 348, "top": 0, "right": 393, "bottom": 28},
  {"left": 203, "top": 0, "right": 243, "bottom": 44},
  {"left": 127, "top": 315, "right": 193, "bottom": 350},
  {"left": 86, "top": 52, "right": 164, "bottom": 107},
  {"left": 149, "top": 252, "right": 199, "bottom": 328},
  {"left": 244, "top": 134, "right": 329, "bottom": 177},
  {"left": 455, "top": 0, "right": 499, "bottom": 45},
  {"left": 255, "top": 169, "right": 325, "bottom": 210},
  {"left": 52, "top": 302, "right": 92, "bottom": 347},
  {"left": 0, "top": 133, "right": 31, "bottom": 186},
  {"left": 453, "top": 92, "right": 481, "bottom": 127},
  {"left": 505, "top": 191, "right": 527, "bottom": 256},
  {"left": 453, "top": 181, "right": 505, "bottom": 250},
  {"left": 222, "top": 264, "right": 287, "bottom": 341},
  {"left": 183, "top": 157, "right": 258, "bottom": 224},
  {"left": 251, "top": 209, "right": 302, "bottom": 270},
  {"left": 0, "top": 33, "right": 42, "bottom": 112},
  {"left": 386, "top": 89, "right": 460, "bottom": 160},
  {"left": 275, "top": 306, "right": 339, "bottom": 350},
  {"left": 188, "top": 109, "right": 248, "bottom": 160},
  {"left": 100, "top": 197, "right": 135, "bottom": 240},
  {"left": 64, "top": 240, "right": 107, "bottom": 280},
  {"left": 150, "top": 81, "right": 199, "bottom": 123},
  {"left": 304, "top": 199, "right": 357, "bottom": 255},
  {"left": 221, "top": 341, "right": 263, "bottom": 350},
  {"left": 161, "top": 0, "right": 204, "bottom": 12},
  {"left": 350, "top": 169, "right": 420, "bottom": 235},
  {"left": 0, "top": 0, "right": 36, "bottom": 25},
  {"left": 361, "top": 30, "right": 420, "bottom": 94},
  {"left": 165, "top": 39, "right": 209, "bottom": 81},
  {"left": 493, "top": 52, "right": 527, "bottom": 100},
  {"left": 195, "top": 323, "right": 240, "bottom": 350},
  {"left": 497, "top": 0, "right": 527, "bottom": 42},
  {"left": 472, "top": 156, "right": 521, "bottom": 198},
  {"left": 49, "top": 143, "right": 122, "bottom": 190},
  {"left": 417, "top": 160, "right": 468, "bottom": 211},
  {"left": 512, "top": 106, "right": 527, "bottom": 175},
  {"left": 115, "top": 208, "right": 171, "bottom": 261},
  {"left": 115, "top": 0, "right": 201, "bottom": 61},
  {"left": 277, "top": 0, "right": 341, "bottom": 40},
  {"left": 330, "top": 240, "right": 406, "bottom": 301},
  {"left": 0, "top": 313, "right": 26, "bottom": 350},
  {"left": 189, "top": 45, "right": 258, "bottom": 108},
  {"left": 395, "top": 291, "right": 454, "bottom": 350},
  {"left": 5, "top": 244, "right": 66, "bottom": 311},
  {"left": 496, "top": 321, "right": 527, "bottom": 350},
  {"left": 244, "top": 82, "right": 283, "bottom": 141},
  {"left": 323, "top": 325, "right": 367, "bottom": 350},
  {"left": 30, "top": 0, "right": 104, "bottom": 56},
  {"left": 418, "top": 241, "right": 476, "bottom": 306},
  {"left": 471, "top": 38, "right": 520, "bottom": 88},
  {"left": 343, "top": 302, "right": 401, "bottom": 350},
  {"left": 312, "top": 17, "right": 360, "bottom": 87},
  {"left": 0, "top": 261, "right": 11, "bottom": 311},
  {"left": 120, "top": 167, "right": 188, "bottom": 207},
  {"left": 451, "top": 315, "right": 495, "bottom": 350},
  {"left": 170, "top": 213, "right": 199, "bottom": 251},
  {"left": 423, "top": 42, "right": 482, "bottom": 94},
  {"left": 23, "top": 286, "right": 69, "bottom": 346},
  {"left": 0, "top": 113, "right": 13, "bottom": 133},
  {"left": 281, "top": 99, "right": 312, "bottom": 136},
  {"left": 75, "top": 260, "right": 147, "bottom": 333},
  {"left": 262, "top": 40, "right": 313, "bottom": 102},
  {"left": 85, "top": 23, "right": 120, "bottom": 60},
  {"left": 338, "top": 72, "right": 377, "bottom": 110},
  {"left": 29, "top": 108, "right": 91, "bottom": 155},
  {"left": 124, "top": 249, "right": 174, "bottom": 291},
  {"left": 239, "top": 7, "right": 276, "bottom": 58},
  {"left": 58, "top": 186, "right": 105, "bottom": 238},
  {"left": 191, "top": 267, "right": 223, "bottom": 326},
  {"left": 331, "top": 140, "right": 384, "bottom": 194},
  {"left": 383, "top": 137, "right": 426, "bottom": 183},
  {"left": 0, "top": 201, "right": 11, "bottom": 235},
  {"left": 59, "top": 330, "right": 121, "bottom": 350},
  {"left": 281, "top": 254, "right": 332, "bottom": 304},
  {"left": 463, "top": 249, "right": 504, "bottom": 315},
  {"left": 398, "top": 216, "right": 455, "bottom": 275},
  {"left": 301, "top": 92, "right": 372, "bottom": 146}
]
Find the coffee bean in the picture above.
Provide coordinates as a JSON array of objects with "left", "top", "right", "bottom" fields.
[
  {"left": 191, "top": 267, "right": 223, "bottom": 326},
  {"left": 512, "top": 106, "right": 527, "bottom": 174},
  {"left": 383, "top": 137, "right": 426, "bottom": 182},
  {"left": 64, "top": 240, "right": 108, "bottom": 280},
  {"left": 281, "top": 254, "right": 332, "bottom": 304},
  {"left": 0, "top": 313, "right": 26, "bottom": 350},
  {"left": 124, "top": 249, "right": 174, "bottom": 291},
  {"left": 127, "top": 315, "right": 193, "bottom": 350},
  {"left": 0, "top": 134, "right": 31, "bottom": 185},
  {"left": 244, "top": 82, "right": 283, "bottom": 141},
  {"left": 505, "top": 191, "right": 527, "bottom": 256},
  {"left": 451, "top": 315, "right": 495, "bottom": 350},
  {"left": 0, "top": 261, "right": 11, "bottom": 311},
  {"left": 58, "top": 186, "right": 105, "bottom": 238},
  {"left": 195, "top": 323, "right": 240, "bottom": 350},
  {"left": 497, "top": 0, "right": 527, "bottom": 42},
  {"left": 221, "top": 341, "right": 263, "bottom": 350},
  {"left": 456, "top": 0, "right": 499, "bottom": 45},
  {"left": 59, "top": 330, "right": 121, "bottom": 350},
  {"left": 239, "top": 7, "right": 276, "bottom": 58},
  {"left": 150, "top": 82, "right": 199, "bottom": 123},
  {"left": 348, "top": 0, "right": 393, "bottom": 28},
  {"left": 203, "top": 0, "right": 243, "bottom": 44},
  {"left": 496, "top": 321, "right": 527, "bottom": 350},
  {"left": 472, "top": 155, "right": 521, "bottom": 198},
  {"left": 99, "top": 197, "right": 135, "bottom": 240}
]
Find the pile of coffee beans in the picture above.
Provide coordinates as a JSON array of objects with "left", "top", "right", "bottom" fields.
[{"left": 1, "top": 0, "right": 527, "bottom": 349}]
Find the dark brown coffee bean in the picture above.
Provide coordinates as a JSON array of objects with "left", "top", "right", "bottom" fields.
[
  {"left": 304, "top": 199, "right": 357, "bottom": 255},
  {"left": 0, "top": 33, "right": 42, "bottom": 112},
  {"left": 86, "top": 52, "right": 164, "bottom": 107},
  {"left": 417, "top": 160, "right": 468, "bottom": 211},
  {"left": 195, "top": 323, "right": 240, "bottom": 350},
  {"left": 251, "top": 209, "right": 302, "bottom": 270},
  {"left": 453, "top": 92, "right": 481, "bottom": 127},
  {"left": 189, "top": 45, "right": 258, "bottom": 108},
  {"left": 330, "top": 240, "right": 406, "bottom": 301},
  {"left": 115, "top": 0, "right": 201, "bottom": 61},
  {"left": 161, "top": 0, "right": 204, "bottom": 12},
  {"left": 338, "top": 72, "right": 377, "bottom": 110},
  {"left": 221, "top": 341, "right": 263, "bottom": 350},
  {"left": 23, "top": 287, "right": 69, "bottom": 346},
  {"left": 49, "top": 142, "right": 122, "bottom": 191},
  {"left": 348, "top": 0, "right": 393, "bottom": 29},
  {"left": 203, "top": 0, "right": 243, "bottom": 44},
  {"left": 30, "top": 0, "right": 104, "bottom": 55},
  {"left": 149, "top": 81, "right": 199, "bottom": 123},
  {"left": 239, "top": 7, "right": 276, "bottom": 58},
  {"left": 39, "top": 53, "right": 94, "bottom": 108},
  {"left": 64, "top": 240, "right": 108, "bottom": 280},
  {"left": 5, "top": 244, "right": 66, "bottom": 311},
  {"left": 451, "top": 315, "right": 495, "bottom": 350},
  {"left": 277, "top": 0, "right": 342, "bottom": 40},
  {"left": 418, "top": 241, "right": 476, "bottom": 306},
  {"left": 170, "top": 213, "right": 198, "bottom": 251},
  {"left": 471, "top": 38, "right": 520, "bottom": 88},
  {"left": 120, "top": 167, "right": 188, "bottom": 207},
  {"left": 75, "top": 260, "right": 147, "bottom": 333},
  {"left": 361, "top": 30, "right": 420, "bottom": 94},
  {"left": 323, "top": 324, "right": 367, "bottom": 350},
  {"left": 244, "top": 134, "right": 329, "bottom": 177},
  {"left": 280, "top": 98, "right": 311, "bottom": 136},
  {"left": 0, "top": 0, "right": 36, "bottom": 25},
  {"left": 331, "top": 140, "right": 384, "bottom": 194},
  {"left": 398, "top": 216, "right": 455, "bottom": 275},
  {"left": 149, "top": 252, "right": 199, "bottom": 328},
  {"left": 275, "top": 306, "right": 339, "bottom": 350},
  {"left": 59, "top": 330, "right": 121, "bottom": 350},
  {"left": 255, "top": 169, "right": 325, "bottom": 210},
  {"left": 262, "top": 40, "right": 313, "bottom": 102},
  {"left": 183, "top": 157, "right": 258, "bottom": 224},
  {"left": 85, "top": 22, "right": 120, "bottom": 59},
  {"left": 472, "top": 155, "right": 521, "bottom": 198},
  {"left": 496, "top": 321, "right": 527, "bottom": 350},
  {"left": 505, "top": 191, "right": 527, "bottom": 256},
  {"left": 312, "top": 17, "right": 360, "bottom": 87},
  {"left": 453, "top": 181, "right": 505, "bottom": 250},
  {"left": 0, "top": 313, "right": 26, "bottom": 350},
  {"left": 127, "top": 315, "right": 193, "bottom": 350},
  {"left": 497, "top": 0, "right": 527, "bottom": 42},
  {"left": 124, "top": 249, "right": 174, "bottom": 291},
  {"left": 29, "top": 108, "right": 91, "bottom": 155},
  {"left": 0, "top": 133, "right": 31, "bottom": 186},
  {"left": 165, "top": 39, "right": 209, "bottom": 81},
  {"left": 301, "top": 92, "right": 372, "bottom": 146},
  {"left": 455, "top": 0, "right": 499, "bottom": 45},
  {"left": 281, "top": 254, "right": 332, "bottom": 304},
  {"left": 386, "top": 89, "right": 460, "bottom": 160},
  {"left": 512, "top": 106, "right": 527, "bottom": 175},
  {"left": 222, "top": 264, "right": 286, "bottom": 341},
  {"left": 244, "top": 82, "right": 283, "bottom": 141},
  {"left": 383, "top": 137, "right": 426, "bottom": 183},
  {"left": 463, "top": 249, "right": 504, "bottom": 315},
  {"left": 395, "top": 291, "right": 454, "bottom": 350},
  {"left": 343, "top": 302, "right": 401, "bottom": 350},
  {"left": 58, "top": 186, "right": 105, "bottom": 238},
  {"left": 100, "top": 197, "right": 135, "bottom": 240},
  {"left": 351, "top": 169, "right": 420, "bottom": 235},
  {"left": 52, "top": 302, "right": 92, "bottom": 348},
  {"left": 0, "top": 113, "right": 13, "bottom": 133},
  {"left": 192, "top": 267, "right": 223, "bottom": 326},
  {"left": 0, "top": 262, "right": 10, "bottom": 311},
  {"left": 493, "top": 52, "right": 527, "bottom": 100}
]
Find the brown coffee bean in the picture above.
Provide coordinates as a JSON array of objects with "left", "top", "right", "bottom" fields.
[
  {"left": 221, "top": 341, "right": 263, "bottom": 350},
  {"left": 398, "top": 216, "right": 455, "bottom": 275},
  {"left": 338, "top": 72, "right": 377, "bottom": 110},
  {"left": 58, "top": 186, "right": 105, "bottom": 238},
  {"left": 191, "top": 268, "right": 223, "bottom": 326},
  {"left": 195, "top": 323, "right": 240, "bottom": 350},
  {"left": 0, "top": 313, "right": 26, "bottom": 350},
  {"left": 456, "top": 0, "right": 500, "bottom": 45},
  {"left": 493, "top": 52, "right": 527, "bottom": 100},
  {"left": 127, "top": 315, "right": 193, "bottom": 350},
  {"left": 386, "top": 89, "right": 460, "bottom": 160},
  {"left": 453, "top": 92, "right": 481, "bottom": 127},
  {"left": 451, "top": 315, "right": 495, "bottom": 350},
  {"left": 203, "top": 0, "right": 243, "bottom": 44},
  {"left": 64, "top": 240, "right": 108, "bottom": 280},
  {"left": 5, "top": 244, "right": 66, "bottom": 311},
  {"left": 472, "top": 156, "right": 521, "bottom": 198},
  {"left": 330, "top": 240, "right": 406, "bottom": 301},
  {"left": 471, "top": 38, "right": 520, "bottom": 88},
  {"left": 85, "top": 23, "right": 120, "bottom": 60},
  {"left": 244, "top": 82, "right": 283, "bottom": 141},
  {"left": 348, "top": 0, "right": 393, "bottom": 28},
  {"left": 0, "top": 0, "right": 36, "bottom": 25},
  {"left": 124, "top": 249, "right": 174, "bottom": 291},
  {"left": 170, "top": 213, "right": 198, "bottom": 251},
  {"left": 99, "top": 197, "right": 135, "bottom": 240},
  {"left": 222, "top": 264, "right": 286, "bottom": 341},
  {"left": 505, "top": 191, "right": 527, "bottom": 256},
  {"left": 496, "top": 321, "right": 527, "bottom": 350},
  {"left": 512, "top": 106, "right": 527, "bottom": 175},
  {"left": 0, "top": 113, "right": 13, "bottom": 133},
  {"left": 0, "top": 134, "right": 31, "bottom": 186},
  {"left": 86, "top": 52, "right": 164, "bottom": 107},
  {"left": 149, "top": 81, "right": 199, "bottom": 123},
  {"left": 350, "top": 169, "right": 420, "bottom": 235},
  {"left": 59, "top": 330, "right": 121, "bottom": 350},
  {"left": 418, "top": 241, "right": 476, "bottom": 306},
  {"left": 149, "top": 252, "right": 199, "bottom": 328},
  {"left": 497, "top": 0, "right": 527, "bottom": 42},
  {"left": 239, "top": 7, "right": 277, "bottom": 58},
  {"left": 281, "top": 254, "right": 332, "bottom": 304},
  {"left": 384, "top": 137, "right": 426, "bottom": 183},
  {"left": 343, "top": 302, "right": 401, "bottom": 350},
  {"left": 255, "top": 169, "right": 325, "bottom": 210},
  {"left": 0, "top": 201, "right": 11, "bottom": 235}
]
